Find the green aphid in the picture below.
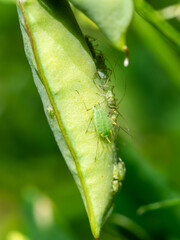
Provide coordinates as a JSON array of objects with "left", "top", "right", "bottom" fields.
[
  {"left": 76, "top": 89, "right": 113, "bottom": 143},
  {"left": 90, "top": 103, "right": 114, "bottom": 160},
  {"left": 93, "top": 104, "right": 112, "bottom": 143}
]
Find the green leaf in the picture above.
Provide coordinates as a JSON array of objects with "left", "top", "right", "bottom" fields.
[
  {"left": 132, "top": 13, "right": 180, "bottom": 88},
  {"left": 16, "top": 0, "right": 119, "bottom": 238},
  {"left": 134, "top": 0, "right": 180, "bottom": 49},
  {"left": 69, "top": 0, "right": 134, "bottom": 52},
  {"left": 110, "top": 214, "right": 151, "bottom": 240},
  {"left": 137, "top": 199, "right": 180, "bottom": 215}
]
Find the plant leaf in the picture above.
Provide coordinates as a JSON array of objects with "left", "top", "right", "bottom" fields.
[
  {"left": 134, "top": 0, "right": 180, "bottom": 49},
  {"left": 110, "top": 214, "right": 151, "bottom": 240},
  {"left": 69, "top": 0, "right": 134, "bottom": 52},
  {"left": 132, "top": 13, "right": 180, "bottom": 88},
  {"left": 137, "top": 198, "right": 180, "bottom": 215}
]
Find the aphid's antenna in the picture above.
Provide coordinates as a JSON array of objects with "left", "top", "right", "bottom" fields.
[
  {"left": 95, "top": 93, "right": 109, "bottom": 105},
  {"left": 115, "top": 122, "right": 133, "bottom": 138},
  {"left": 75, "top": 90, "right": 95, "bottom": 133},
  {"left": 93, "top": 77, "right": 106, "bottom": 92},
  {"left": 113, "top": 107, "right": 132, "bottom": 138},
  {"left": 75, "top": 90, "right": 89, "bottom": 111},
  {"left": 95, "top": 136, "right": 100, "bottom": 161},
  {"left": 106, "top": 136, "right": 111, "bottom": 143},
  {"left": 117, "top": 74, "right": 127, "bottom": 106},
  {"left": 117, "top": 111, "right": 129, "bottom": 128},
  {"left": 85, "top": 113, "right": 94, "bottom": 133},
  {"left": 123, "top": 45, "right": 129, "bottom": 67}
]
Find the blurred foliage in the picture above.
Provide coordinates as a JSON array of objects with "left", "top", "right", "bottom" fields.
[{"left": 0, "top": 1, "right": 180, "bottom": 240}]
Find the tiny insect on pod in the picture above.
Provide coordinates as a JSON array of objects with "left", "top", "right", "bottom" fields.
[
  {"left": 96, "top": 89, "right": 122, "bottom": 140},
  {"left": 76, "top": 89, "right": 116, "bottom": 160},
  {"left": 113, "top": 158, "right": 126, "bottom": 193},
  {"left": 104, "top": 89, "right": 119, "bottom": 119},
  {"left": 46, "top": 107, "right": 55, "bottom": 119},
  {"left": 76, "top": 89, "right": 114, "bottom": 143},
  {"left": 91, "top": 103, "right": 116, "bottom": 160},
  {"left": 93, "top": 104, "right": 112, "bottom": 142},
  {"left": 85, "top": 35, "right": 112, "bottom": 89}
]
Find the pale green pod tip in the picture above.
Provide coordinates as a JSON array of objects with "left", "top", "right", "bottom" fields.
[{"left": 16, "top": 0, "right": 121, "bottom": 238}]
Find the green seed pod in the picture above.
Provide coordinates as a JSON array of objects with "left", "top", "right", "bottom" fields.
[{"left": 17, "top": 0, "right": 120, "bottom": 238}]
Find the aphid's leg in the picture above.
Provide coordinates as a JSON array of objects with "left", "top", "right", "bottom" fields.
[
  {"left": 86, "top": 112, "right": 94, "bottom": 133},
  {"left": 114, "top": 110, "right": 131, "bottom": 134},
  {"left": 95, "top": 72, "right": 110, "bottom": 91},
  {"left": 75, "top": 90, "right": 94, "bottom": 133},
  {"left": 99, "top": 69, "right": 111, "bottom": 89},
  {"left": 94, "top": 133, "right": 107, "bottom": 161},
  {"left": 110, "top": 123, "right": 119, "bottom": 140},
  {"left": 94, "top": 96, "right": 107, "bottom": 106},
  {"left": 95, "top": 135, "right": 100, "bottom": 161},
  {"left": 105, "top": 136, "right": 111, "bottom": 143},
  {"left": 96, "top": 92, "right": 106, "bottom": 98},
  {"left": 93, "top": 75, "right": 105, "bottom": 91},
  {"left": 75, "top": 90, "right": 89, "bottom": 111},
  {"left": 106, "top": 68, "right": 112, "bottom": 78},
  {"left": 111, "top": 119, "right": 132, "bottom": 137},
  {"left": 117, "top": 74, "right": 127, "bottom": 106},
  {"left": 108, "top": 103, "right": 130, "bottom": 133},
  {"left": 109, "top": 108, "right": 119, "bottom": 118},
  {"left": 103, "top": 76, "right": 110, "bottom": 88}
]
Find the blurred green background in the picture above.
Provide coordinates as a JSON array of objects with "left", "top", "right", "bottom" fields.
[{"left": 0, "top": 1, "right": 180, "bottom": 240}]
